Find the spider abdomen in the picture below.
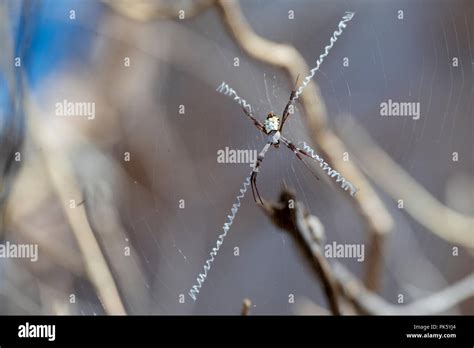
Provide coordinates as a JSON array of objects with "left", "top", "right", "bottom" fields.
[{"left": 264, "top": 114, "right": 280, "bottom": 133}]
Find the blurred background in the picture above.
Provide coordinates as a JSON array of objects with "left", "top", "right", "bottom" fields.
[{"left": 0, "top": 0, "right": 472, "bottom": 315}]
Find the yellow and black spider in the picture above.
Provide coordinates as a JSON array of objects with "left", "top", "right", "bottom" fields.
[{"left": 217, "top": 77, "right": 320, "bottom": 205}]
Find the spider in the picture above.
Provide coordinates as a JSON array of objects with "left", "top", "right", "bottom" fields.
[
  {"left": 234, "top": 77, "right": 322, "bottom": 205},
  {"left": 189, "top": 11, "right": 357, "bottom": 302}
]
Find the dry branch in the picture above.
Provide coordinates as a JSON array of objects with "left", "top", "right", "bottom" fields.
[
  {"left": 262, "top": 189, "right": 474, "bottom": 315},
  {"left": 241, "top": 298, "right": 252, "bottom": 315},
  {"left": 337, "top": 116, "right": 474, "bottom": 250},
  {"left": 25, "top": 102, "right": 127, "bottom": 315},
  {"left": 333, "top": 262, "right": 474, "bottom": 315},
  {"left": 261, "top": 191, "right": 341, "bottom": 315}
]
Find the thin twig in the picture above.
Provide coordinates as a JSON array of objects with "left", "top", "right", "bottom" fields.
[
  {"left": 333, "top": 262, "right": 474, "bottom": 315},
  {"left": 241, "top": 298, "right": 252, "bottom": 315},
  {"left": 26, "top": 102, "right": 127, "bottom": 315},
  {"left": 263, "top": 189, "right": 474, "bottom": 315},
  {"left": 215, "top": 0, "right": 394, "bottom": 291},
  {"left": 261, "top": 191, "right": 341, "bottom": 315}
]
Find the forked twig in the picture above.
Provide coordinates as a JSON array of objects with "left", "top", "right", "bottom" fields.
[
  {"left": 263, "top": 190, "right": 474, "bottom": 315},
  {"left": 261, "top": 191, "right": 341, "bottom": 315}
]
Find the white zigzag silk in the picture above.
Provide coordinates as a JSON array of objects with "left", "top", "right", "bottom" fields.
[
  {"left": 216, "top": 82, "right": 253, "bottom": 114},
  {"left": 188, "top": 12, "right": 356, "bottom": 301},
  {"left": 188, "top": 173, "right": 252, "bottom": 301},
  {"left": 298, "top": 142, "right": 358, "bottom": 196},
  {"left": 295, "top": 12, "right": 355, "bottom": 99}
]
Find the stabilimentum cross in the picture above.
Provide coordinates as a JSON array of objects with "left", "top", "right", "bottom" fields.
[{"left": 189, "top": 11, "right": 357, "bottom": 302}]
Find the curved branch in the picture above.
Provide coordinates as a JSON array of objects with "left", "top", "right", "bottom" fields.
[
  {"left": 334, "top": 263, "right": 474, "bottom": 315},
  {"left": 263, "top": 189, "right": 474, "bottom": 315},
  {"left": 337, "top": 116, "right": 474, "bottom": 250}
]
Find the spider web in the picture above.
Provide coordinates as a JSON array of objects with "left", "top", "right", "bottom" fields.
[
  {"left": 112, "top": 0, "right": 473, "bottom": 314},
  {"left": 166, "top": 0, "right": 473, "bottom": 314},
  {"left": 6, "top": 0, "right": 472, "bottom": 316}
]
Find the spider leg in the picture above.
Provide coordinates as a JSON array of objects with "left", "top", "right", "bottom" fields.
[
  {"left": 250, "top": 142, "right": 273, "bottom": 205},
  {"left": 280, "top": 136, "right": 320, "bottom": 181},
  {"left": 242, "top": 107, "right": 265, "bottom": 133},
  {"left": 215, "top": 82, "right": 265, "bottom": 133},
  {"left": 296, "top": 152, "right": 320, "bottom": 181},
  {"left": 279, "top": 75, "right": 300, "bottom": 131},
  {"left": 250, "top": 171, "right": 257, "bottom": 202},
  {"left": 250, "top": 170, "right": 264, "bottom": 205}
]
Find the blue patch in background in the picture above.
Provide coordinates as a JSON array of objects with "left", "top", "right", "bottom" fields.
[{"left": 17, "top": 0, "right": 104, "bottom": 89}]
